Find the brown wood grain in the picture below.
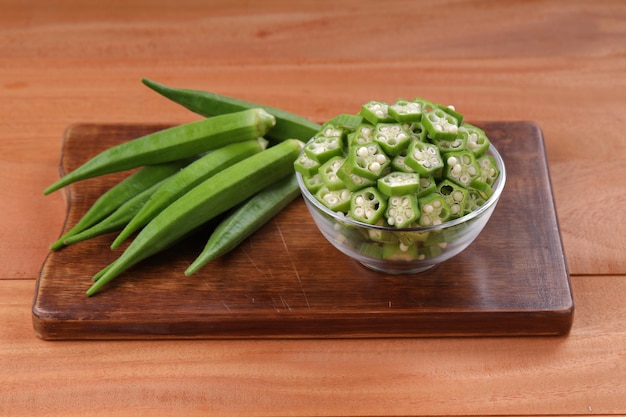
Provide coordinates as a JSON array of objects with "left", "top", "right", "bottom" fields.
[{"left": 33, "top": 121, "right": 573, "bottom": 339}]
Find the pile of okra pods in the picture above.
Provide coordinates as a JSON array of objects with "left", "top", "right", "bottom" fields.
[{"left": 294, "top": 98, "right": 501, "bottom": 230}]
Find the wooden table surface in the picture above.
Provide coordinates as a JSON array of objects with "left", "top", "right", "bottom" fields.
[{"left": 1, "top": 0, "right": 625, "bottom": 415}]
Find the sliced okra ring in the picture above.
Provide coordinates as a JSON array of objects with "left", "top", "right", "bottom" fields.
[
  {"left": 362, "top": 218, "right": 396, "bottom": 243},
  {"left": 336, "top": 161, "right": 376, "bottom": 191},
  {"left": 437, "top": 179, "right": 469, "bottom": 219},
  {"left": 304, "top": 135, "right": 343, "bottom": 164},
  {"left": 377, "top": 172, "right": 420, "bottom": 196},
  {"left": 347, "top": 123, "right": 376, "bottom": 147},
  {"left": 346, "top": 143, "right": 390, "bottom": 181},
  {"left": 303, "top": 173, "right": 324, "bottom": 193},
  {"left": 326, "top": 114, "right": 364, "bottom": 132},
  {"left": 405, "top": 140, "right": 444, "bottom": 177},
  {"left": 383, "top": 241, "right": 419, "bottom": 261},
  {"left": 406, "top": 121, "right": 427, "bottom": 141},
  {"left": 359, "top": 100, "right": 395, "bottom": 125},
  {"left": 469, "top": 179, "right": 494, "bottom": 199},
  {"left": 459, "top": 123, "right": 490, "bottom": 156},
  {"left": 431, "top": 134, "right": 467, "bottom": 154},
  {"left": 421, "top": 107, "right": 459, "bottom": 140},
  {"left": 319, "top": 156, "right": 347, "bottom": 191},
  {"left": 293, "top": 153, "right": 321, "bottom": 176},
  {"left": 465, "top": 189, "right": 487, "bottom": 214},
  {"left": 349, "top": 186, "right": 387, "bottom": 225},
  {"left": 418, "top": 193, "right": 451, "bottom": 226},
  {"left": 385, "top": 194, "right": 419, "bottom": 228},
  {"left": 397, "top": 227, "right": 430, "bottom": 246},
  {"left": 315, "top": 186, "right": 352, "bottom": 213},
  {"left": 374, "top": 123, "right": 412, "bottom": 156},
  {"left": 436, "top": 104, "right": 464, "bottom": 125},
  {"left": 444, "top": 150, "right": 480, "bottom": 188},
  {"left": 476, "top": 154, "right": 500, "bottom": 186},
  {"left": 416, "top": 175, "right": 437, "bottom": 198},
  {"left": 359, "top": 241, "right": 384, "bottom": 260},
  {"left": 417, "top": 244, "right": 443, "bottom": 260},
  {"left": 388, "top": 99, "right": 423, "bottom": 122}
]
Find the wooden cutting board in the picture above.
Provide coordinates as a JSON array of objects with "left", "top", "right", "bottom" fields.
[{"left": 33, "top": 121, "right": 573, "bottom": 340}]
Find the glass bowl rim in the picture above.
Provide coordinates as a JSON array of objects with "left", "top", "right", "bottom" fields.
[{"left": 296, "top": 142, "right": 506, "bottom": 233}]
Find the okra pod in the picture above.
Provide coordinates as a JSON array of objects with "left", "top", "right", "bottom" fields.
[
  {"left": 185, "top": 173, "right": 300, "bottom": 275},
  {"left": 62, "top": 177, "right": 169, "bottom": 246},
  {"left": 43, "top": 108, "right": 275, "bottom": 195},
  {"left": 50, "top": 160, "right": 189, "bottom": 250},
  {"left": 86, "top": 139, "right": 304, "bottom": 296},
  {"left": 141, "top": 78, "right": 320, "bottom": 142},
  {"left": 111, "top": 138, "right": 267, "bottom": 249}
]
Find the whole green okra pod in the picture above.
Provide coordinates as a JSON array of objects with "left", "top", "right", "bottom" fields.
[
  {"left": 185, "top": 173, "right": 300, "bottom": 275},
  {"left": 86, "top": 139, "right": 304, "bottom": 297},
  {"left": 43, "top": 108, "right": 275, "bottom": 195},
  {"left": 50, "top": 159, "right": 190, "bottom": 250},
  {"left": 141, "top": 78, "right": 320, "bottom": 142}
]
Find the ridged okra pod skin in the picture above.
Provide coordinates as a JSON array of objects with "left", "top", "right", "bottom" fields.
[
  {"left": 111, "top": 139, "right": 267, "bottom": 249},
  {"left": 50, "top": 159, "right": 190, "bottom": 250},
  {"left": 43, "top": 108, "right": 276, "bottom": 195},
  {"left": 61, "top": 177, "right": 169, "bottom": 246},
  {"left": 86, "top": 139, "right": 304, "bottom": 296},
  {"left": 141, "top": 78, "right": 320, "bottom": 142},
  {"left": 185, "top": 173, "right": 300, "bottom": 275}
]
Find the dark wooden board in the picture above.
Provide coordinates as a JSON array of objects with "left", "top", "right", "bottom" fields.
[{"left": 33, "top": 121, "right": 574, "bottom": 340}]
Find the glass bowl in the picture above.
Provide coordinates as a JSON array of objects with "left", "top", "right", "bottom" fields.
[{"left": 296, "top": 144, "right": 506, "bottom": 274}]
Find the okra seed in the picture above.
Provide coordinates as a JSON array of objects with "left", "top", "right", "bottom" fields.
[
  {"left": 433, "top": 200, "right": 441, "bottom": 208},
  {"left": 370, "top": 162, "right": 381, "bottom": 172},
  {"left": 453, "top": 191, "right": 464, "bottom": 201},
  {"left": 447, "top": 156, "right": 458, "bottom": 166},
  {"left": 468, "top": 166, "right": 477, "bottom": 176},
  {"left": 423, "top": 204, "right": 433, "bottom": 214},
  {"left": 357, "top": 147, "right": 369, "bottom": 157},
  {"left": 451, "top": 204, "right": 460, "bottom": 214}
]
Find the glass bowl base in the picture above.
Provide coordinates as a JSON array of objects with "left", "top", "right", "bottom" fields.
[{"left": 359, "top": 262, "right": 436, "bottom": 275}]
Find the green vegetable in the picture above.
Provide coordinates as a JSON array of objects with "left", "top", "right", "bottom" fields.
[
  {"left": 345, "top": 143, "right": 390, "bottom": 181},
  {"left": 349, "top": 187, "right": 387, "bottom": 225},
  {"left": 385, "top": 194, "right": 419, "bottom": 228},
  {"left": 86, "top": 139, "right": 304, "bottom": 296},
  {"left": 185, "top": 173, "right": 300, "bottom": 275},
  {"left": 62, "top": 177, "right": 169, "bottom": 246},
  {"left": 405, "top": 140, "right": 443, "bottom": 177},
  {"left": 111, "top": 139, "right": 267, "bottom": 249},
  {"left": 377, "top": 172, "right": 420, "bottom": 197},
  {"left": 295, "top": 96, "right": 502, "bottom": 264},
  {"left": 141, "top": 78, "right": 320, "bottom": 142},
  {"left": 43, "top": 108, "right": 275, "bottom": 195},
  {"left": 50, "top": 160, "right": 189, "bottom": 250},
  {"left": 373, "top": 123, "right": 412, "bottom": 156}
]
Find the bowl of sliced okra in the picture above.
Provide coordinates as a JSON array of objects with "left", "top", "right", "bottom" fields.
[{"left": 294, "top": 98, "right": 506, "bottom": 274}]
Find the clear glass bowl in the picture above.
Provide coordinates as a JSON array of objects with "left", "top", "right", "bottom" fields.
[{"left": 296, "top": 144, "right": 506, "bottom": 274}]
